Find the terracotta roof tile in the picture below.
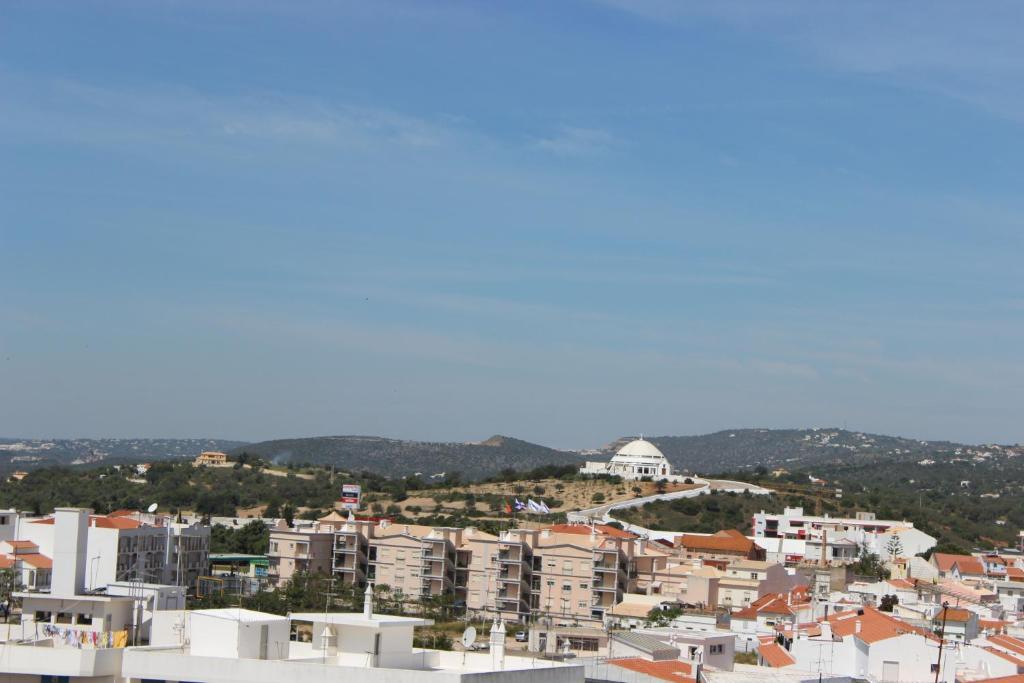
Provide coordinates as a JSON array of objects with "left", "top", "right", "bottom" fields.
[
  {"left": 609, "top": 658, "right": 693, "bottom": 683},
  {"left": 936, "top": 607, "right": 971, "bottom": 623},
  {"left": 932, "top": 553, "right": 974, "bottom": 572},
  {"left": 678, "top": 530, "right": 753, "bottom": 553},
  {"left": 18, "top": 553, "right": 52, "bottom": 569},
  {"left": 825, "top": 606, "right": 937, "bottom": 644},
  {"left": 548, "top": 523, "right": 638, "bottom": 539},
  {"left": 970, "top": 676, "right": 1024, "bottom": 683},
  {"left": 31, "top": 515, "right": 141, "bottom": 529},
  {"left": 956, "top": 557, "right": 987, "bottom": 575},
  {"left": 982, "top": 648, "right": 1024, "bottom": 667},
  {"left": 758, "top": 643, "right": 796, "bottom": 668},
  {"left": 989, "top": 635, "right": 1024, "bottom": 657}
]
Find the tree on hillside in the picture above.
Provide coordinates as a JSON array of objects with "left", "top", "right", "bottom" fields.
[
  {"left": 852, "top": 543, "right": 890, "bottom": 581},
  {"left": 885, "top": 536, "right": 904, "bottom": 560},
  {"left": 879, "top": 594, "right": 899, "bottom": 612}
]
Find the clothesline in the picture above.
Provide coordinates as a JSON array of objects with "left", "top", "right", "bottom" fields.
[{"left": 40, "top": 624, "right": 128, "bottom": 649}]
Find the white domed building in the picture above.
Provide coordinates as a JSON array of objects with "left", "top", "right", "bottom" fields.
[{"left": 580, "top": 438, "right": 674, "bottom": 480}]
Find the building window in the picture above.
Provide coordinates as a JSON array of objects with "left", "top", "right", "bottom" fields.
[
  {"left": 562, "top": 583, "right": 571, "bottom": 592},
  {"left": 709, "top": 644, "right": 723, "bottom": 654},
  {"left": 562, "top": 561, "right": 573, "bottom": 574}
]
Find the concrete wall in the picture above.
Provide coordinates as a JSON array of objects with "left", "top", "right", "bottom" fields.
[
  {"left": 122, "top": 648, "right": 584, "bottom": 683},
  {"left": 868, "top": 634, "right": 955, "bottom": 683},
  {"left": 189, "top": 611, "right": 289, "bottom": 660},
  {"left": 0, "top": 641, "right": 123, "bottom": 679}
]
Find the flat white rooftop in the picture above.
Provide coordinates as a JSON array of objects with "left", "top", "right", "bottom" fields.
[
  {"left": 193, "top": 608, "right": 287, "bottom": 622},
  {"left": 289, "top": 612, "right": 433, "bottom": 628}
]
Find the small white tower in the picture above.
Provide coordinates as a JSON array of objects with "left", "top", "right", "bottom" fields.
[
  {"left": 489, "top": 616, "right": 506, "bottom": 670},
  {"left": 363, "top": 582, "right": 374, "bottom": 619}
]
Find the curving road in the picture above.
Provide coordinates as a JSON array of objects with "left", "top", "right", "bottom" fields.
[{"left": 566, "top": 477, "right": 771, "bottom": 540}]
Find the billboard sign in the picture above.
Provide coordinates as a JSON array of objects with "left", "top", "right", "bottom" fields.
[{"left": 340, "top": 483, "right": 361, "bottom": 510}]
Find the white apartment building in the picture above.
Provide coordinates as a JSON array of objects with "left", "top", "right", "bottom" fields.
[
  {"left": 752, "top": 508, "right": 936, "bottom": 560},
  {"left": 14, "top": 509, "right": 210, "bottom": 592}
]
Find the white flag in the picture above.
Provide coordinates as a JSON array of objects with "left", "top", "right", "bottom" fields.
[
  {"left": 527, "top": 499, "right": 543, "bottom": 513},
  {"left": 539, "top": 501, "right": 551, "bottom": 514}
]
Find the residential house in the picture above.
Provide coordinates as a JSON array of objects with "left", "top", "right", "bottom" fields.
[{"left": 675, "top": 530, "right": 764, "bottom": 566}]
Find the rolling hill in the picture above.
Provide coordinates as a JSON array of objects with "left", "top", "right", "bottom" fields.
[
  {"left": 229, "top": 434, "right": 581, "bottom": 481},
  {"left": 603, "top": 428, "right": 984, "bottom": 474},
  {"left": 0, "top": 438, "right": 247, "bottom": 472}
]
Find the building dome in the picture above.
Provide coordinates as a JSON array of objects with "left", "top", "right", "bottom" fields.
[
  {"left": 612, "top": 438, "right": 666, "bottom": 460},
  {"left": 604, "top": 438, "right": 673, "bottom": 479}
]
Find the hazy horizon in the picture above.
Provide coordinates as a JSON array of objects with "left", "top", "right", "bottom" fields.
[
  {"left": 0, "top": 423, "right": 1012, "bottom": 454},
  {"left": 3, "top": 2, "right": 1022, "bottom": 447}
]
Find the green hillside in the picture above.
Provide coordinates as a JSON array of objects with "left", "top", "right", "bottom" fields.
[{"left": 229, "top": 434, "right": 580, "bottom": 482}]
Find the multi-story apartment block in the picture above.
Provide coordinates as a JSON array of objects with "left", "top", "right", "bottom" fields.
[
  {"left": 272, "top": 516, "right": 806, "bottom": 625},
  {"left": 17, "top": 509, "right": 210, "bottom": 592},
  {"left": 267, "top": 522, "right": 334, "bottom": 585},
  {"left": 752, "top": 507, "right": 936, "bottom": 559},
  {"left": 524, "top": 526, "right": 631, "bottom": 625},
  {"left": 365, "top": 523, "right": 462, "bottom": 602}
]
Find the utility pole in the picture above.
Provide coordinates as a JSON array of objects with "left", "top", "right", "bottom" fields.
[{"left": 934, "top": 601, "right": 949, "bottom": 683}]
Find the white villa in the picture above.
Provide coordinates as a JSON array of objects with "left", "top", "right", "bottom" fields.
[{"left": 580, "top": 438, "right": 675, "bottom": 480}]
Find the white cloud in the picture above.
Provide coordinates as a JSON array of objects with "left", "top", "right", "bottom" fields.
[
  {"left": 0, "top": 71, "right": 453, "bottom": 152},
  {"left": 592, "top": 1, "right": 1024, "bottom": 122},
  {"left": 534, "top": 126, "right": 616, "bottom": 157}
]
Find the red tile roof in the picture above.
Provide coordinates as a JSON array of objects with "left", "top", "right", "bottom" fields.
[
  {"left": 956, "top": 557, "right": 987, "bottom": 575},
  {"left": 32, "top": 515, "right": 141, "bottom": 529},
  {"left": 825, "top": 606, "right": 937, "bottom": 644},
  {"left": 932, "top": 553, "right": 974, "bottom": 572},
  {"left": 979, "top": 619, "right": 1009, "bottom": 633},
  {"left": 547, "top": 523, "right": 638, "bottom": 539},
  {"left": 18, "top": 553, "right": 52, "bottom": 569},
  {"left": 936, "top": 607, "right": 972, "bottom": 623},
  {"left": 678, "top": 530, "right": 754, "bottom": 553},
  {"left": 609, "top": 658, "right": 694, "bottom": 683},
  {"left": 970, "top": 676, "right": 1024, "bottom": 683},
  {"left": 982, "top": 648, "right": 1024, "bottom": 667},
  {"left": 6, "top": 540, "right": 36, "bottom": 548},
  {"left": 759, "top": 643, "right": 796, "bottom": 668},
  {"left": 989, "top": 635, "right": 1024, "bottom": 657},
  {"left": 0, "top": 556, "right": 14, "bottom": 569}
]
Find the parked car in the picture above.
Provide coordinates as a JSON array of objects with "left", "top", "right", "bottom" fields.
[{"left": 514, "top": 631, "right": 528, "bottom": 643}]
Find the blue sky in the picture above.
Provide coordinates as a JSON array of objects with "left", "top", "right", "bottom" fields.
[{"left": 2, "top": 1, "right": 1022, "bottom": 448}]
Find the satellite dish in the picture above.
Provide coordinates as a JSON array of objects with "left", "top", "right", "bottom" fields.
[
  {"left": 147, "top": 503, "right": 158, "bottom": 513},
  {"left": 461, "top": 626, "right": 477, "bottom": 650}
]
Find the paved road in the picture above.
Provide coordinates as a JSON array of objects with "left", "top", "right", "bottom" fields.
[{"left": 566, "top": 477, "right": 771, "bottom": 540}]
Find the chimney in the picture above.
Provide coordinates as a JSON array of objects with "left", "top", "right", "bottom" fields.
[
  {"left": 855, "top": 621, "right": 862, "bottom": 634},
  {"left": 52, "top": 508, "right": 91, "bottom": 597},
  {"left": 820, "top": 622, "right": 832, "bottom": 640}
]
